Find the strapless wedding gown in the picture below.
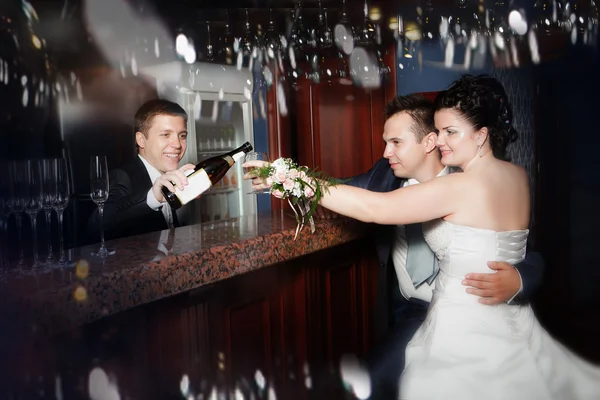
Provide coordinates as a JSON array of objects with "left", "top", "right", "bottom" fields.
[{"left": 399, "top": 220, "right": 600, "bottom": 400}]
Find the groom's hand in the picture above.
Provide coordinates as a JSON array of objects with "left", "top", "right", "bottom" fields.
[{"left": 462, "top": 262, "right": 522, "bottom": 305}]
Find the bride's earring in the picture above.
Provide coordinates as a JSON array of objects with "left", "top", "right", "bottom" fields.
[{"left": 477, "top": 142, "right": 484, "bottom": 157}]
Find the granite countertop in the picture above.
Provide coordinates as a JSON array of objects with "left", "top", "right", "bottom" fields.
[{"left": 0, "top": 212, "right": 368, "bottom": 338}]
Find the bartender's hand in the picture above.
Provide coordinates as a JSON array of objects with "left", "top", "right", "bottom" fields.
[
  {"left": 152, "top": 164, "right": 195, "bottom": 203},
  {"left": 242, "top": 160, "right": 271, "bottom": 192},
  {"left": 463, "top": 261, "right": 522, "bottom": 305}
]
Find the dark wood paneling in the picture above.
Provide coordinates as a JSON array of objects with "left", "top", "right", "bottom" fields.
[{"left": 294, "top": 44, "right": 397, "bottom": 179}]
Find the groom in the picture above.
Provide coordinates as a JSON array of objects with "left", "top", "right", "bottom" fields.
[{"left": 341, "top": 94, "right": 545, "bottom": 399}]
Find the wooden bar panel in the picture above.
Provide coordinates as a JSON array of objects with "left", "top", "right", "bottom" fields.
[{"left": 3, "top": 237, "right": 379, "bottom": 399}]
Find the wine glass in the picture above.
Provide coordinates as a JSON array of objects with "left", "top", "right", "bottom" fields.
[
  {"left": 0, "top": 162, "right": 10, "bottom": 269},
  {"left": 90, "top": 155, "right": 113, "bottom": 258},
  {"left": 8, "top": 161, "right": 27, "bottom": 267},
  {"left": 23, "top": 160, "right": 43, "bottom": 267},
  {"left": 52, "top": 158, "right": 74, "bottom": 266},
  {"left": 243, "top": 152, "right": 270, "bottom": 194},
  {"left": 42, "top": 159, "right": 58, "bottom": 264}
]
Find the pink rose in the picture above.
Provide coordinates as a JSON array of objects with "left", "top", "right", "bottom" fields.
[
  {"left": 283, "top": 179, "right": 294, "bottom": 191},
  {"left": 289, "top": 169, "right": 299, "bottom": 179},
  {"left": 299, "top": 170, "right": 307, "bottom": 180},
  {"left": 304, "top": 186, "right": 315, "bottom": 198},
  {"left": 272, "top": 189, "right": 284, "bottom": 199},
  {"left": 274, "top": 171, "right": 287, "bottom": 184}
]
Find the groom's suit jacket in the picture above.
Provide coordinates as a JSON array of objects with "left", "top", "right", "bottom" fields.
[
  {"left": 87, "top": 156, "right": 181, "bottom": 242},
  {"left": 346, "top": 157, "right": 545, "bottom": 339}
]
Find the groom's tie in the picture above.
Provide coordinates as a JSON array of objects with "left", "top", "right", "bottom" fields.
[{"left": 404, "top": 223, "right": 439, "bottom": 287}]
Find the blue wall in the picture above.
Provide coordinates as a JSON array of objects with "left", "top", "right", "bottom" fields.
[
  {"left": 396, "top": 43, "right": 491, "bottom": 95},
  {"left": 252, "top": 72, "right": 271, "bottom": 213}
]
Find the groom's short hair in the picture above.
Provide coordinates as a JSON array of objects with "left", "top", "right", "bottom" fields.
[{"left": 385, "top": 94, "right": 436, "bottom": 143}]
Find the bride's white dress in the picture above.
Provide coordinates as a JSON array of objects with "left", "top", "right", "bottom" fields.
[{"left": 399, "top": 220, "right": 600, "bottom": 400}]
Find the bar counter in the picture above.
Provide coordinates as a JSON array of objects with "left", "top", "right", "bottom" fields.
[
  {"left": 1, "top": 212, "right": 369, "bottom": 338},
  {"left": 0, "top": 212, "right": 380, "bottom": 399}
]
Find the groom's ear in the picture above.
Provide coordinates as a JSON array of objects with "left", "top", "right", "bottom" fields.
[{"left": 423, "top": 132, "right": 438, "bottom": 154}]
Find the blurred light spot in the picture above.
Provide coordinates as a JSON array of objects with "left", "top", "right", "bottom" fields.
[
  {"left": 74, "top": 285, "right": 87, "bottom": 302},
  {"left": 183, "top": 46, "right": 196, "bottom": 64},
  {"left": 369, "top": 7, "right": 381, "bottom": 21},
  {"left": 75, "top": 259, "right": 90, "bottom": 279},
  {"left": 175, "top": 34, "right": 188, "bottom": 55},
  {"left": 180, "top": 374, "right": 190, "bottom": 397},
  {"left": 528, "top": 29, "right": 540, "bottom": 64},
  {"left": 234, "top": 388, "right": 243, "bottom": 400},
  {"left": 131, "top": 55, "right": 138, "bottom": 75},
  {"left": 154, "top": 38, "right": 160, "bottom": 58},
  {"left": 349, "top": 47, "right": 381, "bottom": 89},
  {"left": 340, "top": 354, "right": 371, "bottom": 400},
  {"left": 277, "top": 80, "right": 288, "bottom": 116},
  {"left": 334, "top": 24, "right": 354, "bottom": 55},
  {"left": 31, "top": 34, "right": 42, "bottom": 49},
  {"left": 508, "top": 10, "right": 528, "bottom": 35},
  {"left": 88, "top": 367, "right": 120, "bottom": 400},
  {"left": 254, "top": 369, "right": 266, "bottom": 390}
]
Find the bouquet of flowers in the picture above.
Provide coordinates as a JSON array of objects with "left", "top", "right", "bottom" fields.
[{"left": 251, "top": 158, "right": 344, "bottom": 240}]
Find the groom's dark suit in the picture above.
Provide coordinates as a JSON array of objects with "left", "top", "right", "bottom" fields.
[
  {"left": 87, "top": 156, "right": 180, "bottom": 242},
  {"left": 346, "top": 157, "right": 545, "bottom": 399}
]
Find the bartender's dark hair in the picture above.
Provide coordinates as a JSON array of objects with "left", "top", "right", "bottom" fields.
[
  {"left": 385, "top": 94, "right": 436, "bottom": 143},
  {"left": 133, "top": 99, "right": 188, "bottom": 149}
]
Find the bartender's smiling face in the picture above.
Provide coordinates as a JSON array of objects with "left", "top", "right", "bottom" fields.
[{"left": 136, "top": 114, "right": 188, "bottom": 174}]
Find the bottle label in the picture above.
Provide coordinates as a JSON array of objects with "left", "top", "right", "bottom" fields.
[
  {"left": 232, "top": 151, "right": 246, "bottom": 163},
  {"left": 175, "top": 169, "right": 212, "bottom": 205}
]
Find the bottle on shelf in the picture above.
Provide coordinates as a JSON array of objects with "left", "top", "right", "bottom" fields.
[{"left": 162, "top": 142, "right": 253, "bottom": 210}]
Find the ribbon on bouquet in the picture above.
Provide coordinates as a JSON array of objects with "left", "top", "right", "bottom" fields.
[{"left": 287, "top": 197, "right": 316, "bottom": 240}]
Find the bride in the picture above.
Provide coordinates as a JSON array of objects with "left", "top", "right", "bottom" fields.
[{"left": 245, "top": 75, "right": 600, "bottom": 399}]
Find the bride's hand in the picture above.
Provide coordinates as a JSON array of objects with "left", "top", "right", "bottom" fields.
[{"left": 242, "top": 160, "right": 271, "bottom": 191}]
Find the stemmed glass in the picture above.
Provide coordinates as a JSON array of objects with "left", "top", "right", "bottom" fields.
[
  {"left": 243, "top": 152, "right": 270, "bottom": 194},
  {"left": 8, "top": 161, "right": 26, "bottom": 267},
  {"left": 23, "top": 160, "right": 43, "bottom": 266},
  {"left": 42, "top": 159, "right": 57, "bottom": 264},
  {"left": 51, "top": 158, "right": 73, "bottom": 266},
  {"left": 0, "top": 162, "right": 9, "bottom": 268},
  {"left": 90, "top": 155, "right": 113, "bottom": 258}
]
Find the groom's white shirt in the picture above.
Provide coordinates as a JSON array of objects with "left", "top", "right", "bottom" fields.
[{"left": 392, "top": 166, "right": 523, "bottom": 303}]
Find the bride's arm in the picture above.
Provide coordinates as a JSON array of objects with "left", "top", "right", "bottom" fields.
[{"left": 318, "top": 173, "right": 464, "bottom": 225}]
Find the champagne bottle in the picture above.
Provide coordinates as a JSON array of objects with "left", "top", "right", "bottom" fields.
[{"left": 162, "top": 142, "right": 253, "bottom": 210}]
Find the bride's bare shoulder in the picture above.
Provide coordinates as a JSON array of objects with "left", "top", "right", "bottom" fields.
[{"left": 503, "top": 160, "right": 529, "bottom": 180}]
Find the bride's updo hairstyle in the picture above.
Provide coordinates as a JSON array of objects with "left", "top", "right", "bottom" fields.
[{"left": 434, "top": 75, "right": 518, "bottom": 161}]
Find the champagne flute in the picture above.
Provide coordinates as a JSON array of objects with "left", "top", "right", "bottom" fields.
[
  {"left": 52, "top": 158, "right": 73, "bottom": 266},
  {"left": 0, "top": 162, "right": 9, "bottom": 269},
  {"left": 243, "top": 151, "right": 270, "bottom": 194},
  {"left": 41, "top": 159, "right": 58, "bottom": 264},
  {"left": 90, "top": 155, "right": 113, "bottom": 258},
  {"left": 8, "top": 161, "right": 26, "bottom": 267},
  {"left": 23, "top": 160, "right": 43, "bottom": 267}
]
